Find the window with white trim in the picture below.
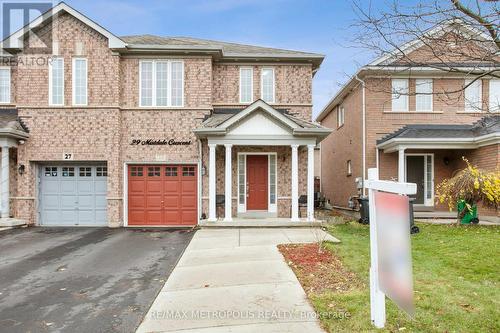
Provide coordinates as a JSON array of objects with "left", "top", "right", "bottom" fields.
[
  {"left": 239, "top": 67, "right": 253, "bottom": 103},
  {"left": 261, "top": 68, "right": 275, "bottom": 103},
  {"left": 0, "top": 67, "right": 10, "bottom": 103},
  {"left": 72, "top": 58, "right": 87, "bottom": 105},
  {"left": 49, "top": 57, "right": 64, "bottom": 105},
  {"left": 464, "top": 79, "right": 482, "bottom": 112},
  {"left": 337, "top": 106, "right": 345, "bottom": 128},
  {"left": 140, "top": 60, "right": 184, "bottom": 107},
  {"left": 347, "top": 160, "right": 352, "bottom": 176},
  {"left": 391, "top": 79, "right": 408, "bottom": 111},
  {"left": 489, "top": 79, "right": 500, "bottom": 112},
  {"left": 415, "top": 79, "right": 432, "bottom": 111}
]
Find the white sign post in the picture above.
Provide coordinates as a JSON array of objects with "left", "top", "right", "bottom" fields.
[{"left": 365, "top": 168, "right": 417, "bottom": 328}]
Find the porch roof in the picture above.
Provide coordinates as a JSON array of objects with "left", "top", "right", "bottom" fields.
[
  {"left": 0, "top": 109, "right": 30, "bottom": 140},
  {"left": 377, "top": 115, "right": 500, "bottom": 153},
  {"left": 377, "top": 115, "right": 500, "bottom": 152},
  {"left": 194, "top": 100, "right": 331, "bottom": 142}
]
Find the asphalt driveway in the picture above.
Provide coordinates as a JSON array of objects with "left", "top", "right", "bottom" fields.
[{"left": 0, "top": 227, "right": 194, "bottom": 333}]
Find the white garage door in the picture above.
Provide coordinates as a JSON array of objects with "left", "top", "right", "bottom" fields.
[{"left": 39, "top": 165, "right": 107, "bottom": 226}]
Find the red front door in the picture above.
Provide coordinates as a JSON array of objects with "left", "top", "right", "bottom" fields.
[
  {"left": 128, "top": 165, "right": 197, "bottom": 226},
  {"left": 246, "top": 155, "right": 268, "bottom": 210}
]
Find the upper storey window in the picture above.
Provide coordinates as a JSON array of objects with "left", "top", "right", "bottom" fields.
[
  {"left": 337, "top": 105, "right": 345, "bottom": 128},
  {"left": 239, "top": 67, "right": 253, "bottom": 103},
  {"left": 415, "top": 79, "right": 433, "bottom": 112},
  {"left": 49, "top": 57, "right": 64, "bottom": 106},
  {"left": 464, "top": 79, "right": 482, "bottom": 112},
  {"left": 0, "top": 67, "right": 10, "bottom": 104},
  {"left": 72, "top": 58, "right": 88, "bottom": 106},
  {"left": 391, "top": 79, "right": 408, "bottom": 112},
  {"left": 140, "top": 60, "right": 184, "bottom": 107},
  {"left": 489, "top": 80, "right": 500, "bottom": 112},
  {"left": 261, "top": 68, "right": 275, "bottom": 103}
]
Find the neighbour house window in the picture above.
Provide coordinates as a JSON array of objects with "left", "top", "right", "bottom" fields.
[
  {"left": 239, "top": 67, "right": 253, "bottom": 103},
  {"left": 49, "top": 57, "right": 64, "bottom": 105},
  {"left": 464, "top": 79, "right": 482, "bottom": 112},
  {"left": 261, "top": 68, "right": 275, "bottom": 103},
  {"left": 347, "top": 160, "right": 352, "bottom": 176},
  {"left": 391, "top": 79, "right": 409, "bottom": 111},
  {"left": 337, "top": 106, "right": 345, "bottom": 128},
  {"left": 72, "top": 58, "right": 88, "bottom": 105},
  {"left": 415, "top": 79, "right": 433, "bottom": 111},
  {"left": 489, "top": 80, "right": 500, "bottom": 112},
  {"left": 140, "top": 60, "right": 184, "bottom": 107},
  {"left": 0, "top": 67, "right": 11, "bottom": 103}
]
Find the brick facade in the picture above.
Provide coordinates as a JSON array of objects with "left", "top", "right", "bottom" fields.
[{"left": 1, "top": 10, "right": 319, "bottom": 226}]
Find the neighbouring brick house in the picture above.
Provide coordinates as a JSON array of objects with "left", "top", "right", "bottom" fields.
[
  {"left": 316, "top": 20, "right": 499, "bottom": 220},
  {"left": 0, "top": 3, "right": 330, "bottom": 227}
]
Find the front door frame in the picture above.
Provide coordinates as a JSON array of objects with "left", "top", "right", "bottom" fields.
[
  {"left": 404, "top": 153, "right": 434, "bottom": 207},
  {"left": 237, "top": 152, "right": 277, "bottom": 214}
]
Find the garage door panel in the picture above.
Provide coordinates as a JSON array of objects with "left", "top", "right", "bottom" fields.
[
  {"left": 78, "top": 210, "right": 94, "bottom": 225},
  {"left": 181, "top": 181, "right": 196, "bottom": 192},
  {"left": 128, "top": 164, "right": 197, "bottom": 226},
  {"left": 60, "top": 182, "right": 77, "bottom": 194},
  {"left": 60, "top": 195, "right": 76, "bottom": 207},
  {"left": 181, "top": 195, "right": 196, "bottom": 208},
  {"left": 147, "top": 211, "right": 162, "bottom": 224},
  {"left": 40, "top": 165, "right": 107, "bottom": 226},
  {"left": 42, "top": 181, "right": 60, "bottom": 193},
  {"left": 164, "top": 181, "right": 180, "bottom": 192},
  {"left": 182, "top": 210, "right": 197, "bottom": 224},
  {"left": 95, "top": 180, "right": 107, "bottom": 193},
  {"left": 77, "top": 181, "right": 93, "bottom": 194},
  {"left": 43, "top": 195, "right": 61, "bottom": 209}
]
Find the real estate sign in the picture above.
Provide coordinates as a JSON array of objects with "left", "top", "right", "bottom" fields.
[{"left": 374, "top": 191, "right": 415, "bottom": 316}]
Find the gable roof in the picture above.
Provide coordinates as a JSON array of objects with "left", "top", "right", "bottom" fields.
[
  {"left": 369, "top": 18, "right": 495, "bottom": 67},
  {"left": 194, "top": 100, "right": 331, "bottom": 139},
  {"left": 1, "top": 2, "right": 126, "bottom": 50}
]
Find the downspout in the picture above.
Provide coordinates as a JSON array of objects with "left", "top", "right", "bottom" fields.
[
  {"left": 198, "top": 138, "right": 203, "bottom": 221},
  {"left": 355, "top": 74, "right": 366, "bottom": 196}
]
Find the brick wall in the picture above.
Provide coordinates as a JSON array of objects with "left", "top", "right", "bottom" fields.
[
  {"left": 320, "top": 82, "right": 363, "bottom": 208},
  {"left": 212, "top": 64, "right": 313, "bottom": 121}
]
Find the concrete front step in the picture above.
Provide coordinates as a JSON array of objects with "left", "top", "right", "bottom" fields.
[
  {"left": 199, "top": 218, "right": 324, "bottom": 228},
  {"left": 0, "top": 218, "right": 27, "bottom": 227}
]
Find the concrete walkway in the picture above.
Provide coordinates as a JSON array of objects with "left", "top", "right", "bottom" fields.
[{"left": 137, "top": 228, "right": 339, "bottom": 333}]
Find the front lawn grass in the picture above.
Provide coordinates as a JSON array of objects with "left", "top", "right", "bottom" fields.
[{"left": 310, "top": 222, "right": 500, "bottom": 332}]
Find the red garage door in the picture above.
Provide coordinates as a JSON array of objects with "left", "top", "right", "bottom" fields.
[{"left": 128, "top": 165, "right": 197, "bottom": 226}]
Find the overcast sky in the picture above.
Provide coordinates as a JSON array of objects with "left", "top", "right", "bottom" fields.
[{"left": 61, "top": 0, "right": 385, "bottom": 118}]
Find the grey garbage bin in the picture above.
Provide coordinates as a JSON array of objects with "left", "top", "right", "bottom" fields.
[
  {"left": 357, "top": 196, "right": 420, "bottom": 234},
  {"left": 409, "top": 198, "right": 420, "bottom": 234},
  {"left": 357, "top": 197, "right": 369, "bottom": 224}
]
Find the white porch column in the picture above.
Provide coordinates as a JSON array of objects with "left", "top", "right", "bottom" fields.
[
  {"left": 208, "top": 143, "right": 217, "bottom": 222},
  {"left": 1, "top": 146, "right": 10, "bottom": 218},
  {"left": 398, "top": 147, "right": 405, "bottom": 182},
  {"left": 291, "top": 144, "right": 299, "bottom": 222},
  {"left": 224, "top": 144, "right": 233, "bottom": 222},
  {"left": 307, "top": 144, "right": 315, "bottom": 222}
]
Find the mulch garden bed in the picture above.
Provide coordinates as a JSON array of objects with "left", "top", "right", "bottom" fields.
[{"left": 278, "top": 243, "right": 361, "bottom": 295}]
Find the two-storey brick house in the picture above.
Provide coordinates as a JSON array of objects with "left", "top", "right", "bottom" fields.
[
  {"left": 0, "top": 3, "right": 330, "bottom": 227},
  {"left": 317, "top": 20, "right": 499, "bottom": 220}
]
